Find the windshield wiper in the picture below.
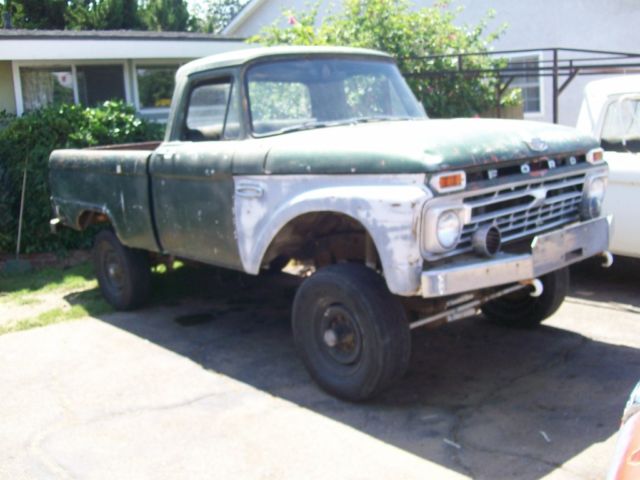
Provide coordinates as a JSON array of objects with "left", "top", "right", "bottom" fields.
[
  {"left": 274, "top": 120, "right": 333, "bottom": 135},
  {"left": 269, "top": 116, "right": 412, "bottom": 136},
  {"left": 351, "top": 115, "right": 413, "bottom": 123}
]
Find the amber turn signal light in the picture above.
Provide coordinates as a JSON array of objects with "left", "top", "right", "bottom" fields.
[
  {"left": 586, "top": 148, "right": 605, "bottom": 164},
  {"left": 429, "top": 171, "right": 467, "bottom": 193}
]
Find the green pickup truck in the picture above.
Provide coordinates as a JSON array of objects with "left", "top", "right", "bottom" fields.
[{"left": 49, "top": 46, "right": 611, "bottom": 400}]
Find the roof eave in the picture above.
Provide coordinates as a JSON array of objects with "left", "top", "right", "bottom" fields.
[{"left": 222, "top": 0, "right": 268, "bottom": 36}]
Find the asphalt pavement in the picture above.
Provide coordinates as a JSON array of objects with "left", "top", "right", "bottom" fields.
[{"left": 1, "top": 259, "right": 639, "bottom": 480}]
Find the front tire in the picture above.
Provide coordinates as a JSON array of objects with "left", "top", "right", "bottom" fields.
[
  {"left": 93, "top": 230, "right": 151, "bottom": 310},
  {"left": 481, "top": 267, "right": 569, "bottom": 328},
  {"left": 292, "top": 263, "right": 411, "bottom": 401}
]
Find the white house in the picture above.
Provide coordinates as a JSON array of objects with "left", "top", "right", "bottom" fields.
[
  {"left": 0, "top": 29, "right": 249, "bottom": 120},
  {"left": 223, "top": 0, "right": 640, "bottom": 126}
]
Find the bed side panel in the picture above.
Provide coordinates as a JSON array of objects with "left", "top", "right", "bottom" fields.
[{"left": 49, "top": 149, "right": 159, "bottom": 252}]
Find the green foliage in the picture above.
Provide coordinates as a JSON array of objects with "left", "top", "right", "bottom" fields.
[
  {"left": 1, "top": 0, "right": 245, "bottom": 32},
  {"left": 0, "top": 101, "right": 164, "bottom": 254},
  {"left": 250, "top": 0, "right": 518, "bottom": 118},
  {"left": 2, "top": 0, "right": 67, "bottom": 29},
  {"left": 66, "top": 0, "right": 143, "bottom": 29},
  {"left": 192, "top": 0, "right": 248, "bottom": 33},
  {"left": 140, "top": 0, "right": 194, "bottom": 31}
]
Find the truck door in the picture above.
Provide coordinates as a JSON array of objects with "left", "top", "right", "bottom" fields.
[{"left": 149, "top": 71, "right": 244, "bottom": 270}]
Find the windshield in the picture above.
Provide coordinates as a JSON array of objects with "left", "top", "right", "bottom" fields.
[
  {"left": 601, "top": 96, "right": 640, "bottom": 153},
  {"left": 246, "top": 57, "right": 426, "bottom": 136}
]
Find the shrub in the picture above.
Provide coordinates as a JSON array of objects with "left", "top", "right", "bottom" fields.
[{"left": 0, "top": 101, "right": 164, "bottom": 254}]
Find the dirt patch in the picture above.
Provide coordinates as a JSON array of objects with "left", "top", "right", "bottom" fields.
[{"left": 0, "top": 249, "right": 91, "bottom": 271}]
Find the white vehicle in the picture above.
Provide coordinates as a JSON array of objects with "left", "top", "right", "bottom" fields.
[{"left": 577, "top": 76, "right": 640, "bottom": 258}]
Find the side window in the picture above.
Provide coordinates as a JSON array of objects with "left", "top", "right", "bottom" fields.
[{"left": 184, "top": 77, "right": 240, "bottom": 141}]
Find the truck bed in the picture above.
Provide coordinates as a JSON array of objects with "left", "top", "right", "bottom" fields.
[{"left": 49, "top": 145, "right": 160, "bottom": 252}]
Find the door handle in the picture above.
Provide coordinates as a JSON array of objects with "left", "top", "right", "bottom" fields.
[{"left": 235, "top": 182, "right": 264, "bottom": 198}]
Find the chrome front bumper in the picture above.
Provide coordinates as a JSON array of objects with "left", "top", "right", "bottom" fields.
[{"left": 420, "top": 216, "right": 611, "bottom": 298}]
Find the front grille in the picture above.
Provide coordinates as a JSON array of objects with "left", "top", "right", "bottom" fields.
[
  {"left": 430, "top": 172, "right": 585, "bottom": 260},
  {"left": 465, "top": 154, "right": 586, "bottom": 184}
]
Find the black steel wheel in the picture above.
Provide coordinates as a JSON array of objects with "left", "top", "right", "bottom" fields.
[
  {"left": 292, "top": 263, "right": 411, "bottom": 401},
  {"left": 93, "top": 230, "right": 151, "bottom": 310},
  {"left": 481, "top": 267, "right": 569, "bottom": 328}
]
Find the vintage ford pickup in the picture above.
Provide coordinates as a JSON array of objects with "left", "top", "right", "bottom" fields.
[{"left": 49, "top": 46, "right": 611, "bottom": 400}]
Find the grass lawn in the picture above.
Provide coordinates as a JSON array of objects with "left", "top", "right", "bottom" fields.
[
  {"left": 0, "top": 258, "right": 280, "bottom": 336},
  {"left": 0, "top": 262, "right": 112, "bottom": 335}
]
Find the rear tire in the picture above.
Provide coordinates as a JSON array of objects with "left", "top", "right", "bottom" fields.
[
  {"left": 292, "top": 263, "right": 411, "bottom": 401},
  {"left": 93, "top": 230, "right": 151, "bottom": 310},
  {"left": 481, "top": 267, "right": 569, "bottom": 328}
]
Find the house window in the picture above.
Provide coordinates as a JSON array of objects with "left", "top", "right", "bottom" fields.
[
  {"left": 76, "top": 65, "right": 125, "bottom": 106},
  {"left": 136, "top": 65, "right": 177, "bottom": 109},
  {"left": 506, "top": 56, "right": 541, "bottom": 114},
  {"left": 19, "top": 64, "right": 126, "bottom": 112},
  {"left": 20, "top": 66, "right": 74, "bottom": 111}
]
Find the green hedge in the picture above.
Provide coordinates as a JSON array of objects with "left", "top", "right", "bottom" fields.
[{"left": 0, "top": 101, "right": 164, "bottom": 254}]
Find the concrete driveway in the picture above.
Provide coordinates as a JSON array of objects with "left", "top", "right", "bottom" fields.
[{"left": 1, "top": 260, "right": 639, "bottom": 480}]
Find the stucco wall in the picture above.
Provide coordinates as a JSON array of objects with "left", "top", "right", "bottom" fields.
[
  {"left": 236, "top": 0, "right": 640, "bottom": 126},
  {"left": 0, "top": 61, "right": 16, "bottom": 114},
  {"left": 448, "top": 0, "right": 639, "bottom": 126}
]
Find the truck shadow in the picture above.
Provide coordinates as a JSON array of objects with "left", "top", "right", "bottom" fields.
[
  {"left": 569, "top": 255, "right": 640, "bottom": 308},
  {"left": 95, "top": 265, "right": 640, "bottom": 480}
]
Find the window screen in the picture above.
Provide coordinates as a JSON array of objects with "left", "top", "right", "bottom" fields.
[{"left": 506, "top": 56, "right": 541, "bottom": 114}]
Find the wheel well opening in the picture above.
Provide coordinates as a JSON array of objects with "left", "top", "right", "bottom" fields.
[
  {"left": 262, "top": 212, "right": 380, "bottom": 273},
  {"left": 78, "top": 210, "right": 111, "bottom": 230}
]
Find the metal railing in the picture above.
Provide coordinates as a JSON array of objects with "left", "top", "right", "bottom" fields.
[{"left": 401, "top": 47, "right": 640, "bottom": 123}]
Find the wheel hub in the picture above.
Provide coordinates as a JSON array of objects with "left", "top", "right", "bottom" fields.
[
  {"left": 103, "top": 250, "right": 124, "bottom": 292},
  {"left": 319, "top": 305, "right": 362, "bottom": 365}
]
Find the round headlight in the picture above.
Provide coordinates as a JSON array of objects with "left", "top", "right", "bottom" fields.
[
  {"left": 581, "top": 177, "right": 606, "bottom": 219},
  {"left": 587, "top": 177, "right": 606, "bottom": 202},
  {"left": 436, "top": 210, "right": 462, "bottom": 249}
]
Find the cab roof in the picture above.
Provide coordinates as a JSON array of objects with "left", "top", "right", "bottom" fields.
[{"left": 176, "top": 45, "right": 392, "bottom": 80}]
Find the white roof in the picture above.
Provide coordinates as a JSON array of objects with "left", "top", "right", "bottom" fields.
[
  {"left": 0, "top": 29, "right": 249, "bottom": 61},
  {"left": 176, "top": 45, "right": 392, "bottom": 79},
  {"left": 584, "top": 75, "right": 640, "bottom": 97},
  {"left": 576, "top": 75, "right": 640, "bottom": 135}
]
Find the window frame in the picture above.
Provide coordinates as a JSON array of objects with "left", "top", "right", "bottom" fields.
[
  {"left": 243, "top": 55, "right": 423, "bottom": 138},
  {"left": 598, "top": 93, "right": 640, "bottom": 143},
  {"left": 12, "top": 59, "right": 130, "bottom": 115},
  {"left": 504, "top": 52, "right": 544, "bottom": 117},
  {"left": 132, "top": 60, "right": 184, "bottom": 118},
  {"left": 171, "top": 68, "right": 244, "bottom": 143}
]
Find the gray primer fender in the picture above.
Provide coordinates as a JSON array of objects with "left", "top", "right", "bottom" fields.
[{"left": 233, "top": 174, "right": 431, "bottom": 296}]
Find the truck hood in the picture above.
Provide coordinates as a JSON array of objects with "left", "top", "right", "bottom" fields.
[{"left": 261, "top": 118, "right": 598, "bottom": 175}]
